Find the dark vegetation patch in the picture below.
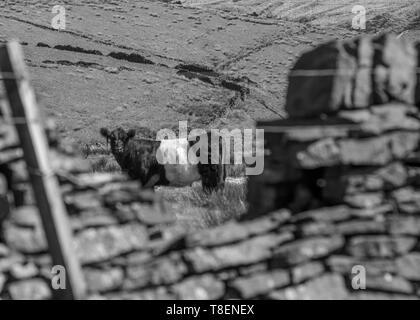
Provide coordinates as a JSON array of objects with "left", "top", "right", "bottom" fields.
[
  {"left": 54, "top": 44, "right": 103, "bottom": 56},
  {"left": 108, "top": 51, "right": 155, "bottom": 65}
]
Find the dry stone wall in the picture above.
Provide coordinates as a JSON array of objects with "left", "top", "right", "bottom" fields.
[
  {"left": 0, "top": 108, "right": 179, "bottom": 299},
  {"left": 285, "top": 34, "right": 419, "bottom": 118},
  {"left": 245, "top": 34, "right": 420, "bottom": 299},
  {"left": 1, "top": 33, "right": 420, "bottom": 300}
]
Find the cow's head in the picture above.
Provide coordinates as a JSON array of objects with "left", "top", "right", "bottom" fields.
[{"left": 100, "top": 127, "right": 136, "bottom": 155}]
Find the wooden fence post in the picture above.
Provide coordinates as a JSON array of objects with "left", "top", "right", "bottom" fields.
[{"left": 0, "top": 40, "right": 86, "bottom": 300}]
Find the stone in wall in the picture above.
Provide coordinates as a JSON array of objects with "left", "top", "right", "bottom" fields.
[
  {"left": 4, "top": 223, "right": 47, "bottom": 254},
  {"left": 229, "top": 269, "right": 290, "bottom": 298},
  {"left": 269, "top": 274, "right": 348, "bottom": 300},
  {"left": 335, "top": 219, "right": 386, "bottom": 235},
  {"left": 0, "top": 172, "right": 9, "bottom": 223},
  {"left": 70, "top": 208, "right": 118, "bottom": 231},
  {"left": 8, "top": 279, "right": 51, "bottom": 300},
  {"left": 187, "top": 209, "right": 290, "bottom": 247},
  {"left": 9, "top": 205, "right": 42, "bottom": 229},
  {"left": 172, "top": 274, "right": 225, "bottom": 300},
  {"left": 391, "top": 187, "right": 420, "bottom": 214},
  {"left": 186, "top": 220, "right": 250, "bottom": 247},
  {"left": 286, "top": 34, "right": 417, "bottom": 118},
  {"left": 366, "top": 274, "right": 413, "bottom": 294},
  {"left": 10, "top": 261, "right": 38, "bottom": 280},
  {"left": 184, "top": 232, "right": 293, "bottom": 273},
  {"left": 292, "top": 205, "right": 352, "bottom": 222},
  {"left": 372, "top": 35, "right": 418, "bottom": 105},
  {"left": 265, "top": 113, "right": 418, "bottom": 178},
  {"left": 291, "top": 261, "right": 324, "bottom": 284},
  {"left": 285, "top": 38, "right": 358, "bottom": 118},
  {"left": 395, "top": 253, "right": 420, "bottom": 281},
  {"left": 346, "top": 235, "right": 417, "bottom": 258},
  {"left": 272, "top": 236, "right": 344, "bottom": 266},
  {"left": 123, "top": 252, "right": 188, "bottom": 290},
  {"left": 75, "top": 224, "right": 149, "bottom": 264},
  {"left": 386, "top": 216, "right": 420, "bottom": 236},
  {"left": 105, "top": 287, "right": 175, "bottom": 300},
  {"left": 293, "top": 131, "right": 420, "bottom": 169},
  {"left": 323, "top": 162, "right": 408, "bottom": 203},
  {"left": 84, "top": 267, "right": 124, "bottom": 293}
]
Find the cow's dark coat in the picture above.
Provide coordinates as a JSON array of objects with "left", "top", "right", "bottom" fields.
[{"left": 100, "top": 127, "right": 226, "bottom": 192}]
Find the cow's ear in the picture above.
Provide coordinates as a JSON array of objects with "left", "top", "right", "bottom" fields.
[
  {"left": 127, "top": 129, "right": 136, "bottom": 139},
  {"left": 100, "top": 127, "right": 109, "bottom": 138}
]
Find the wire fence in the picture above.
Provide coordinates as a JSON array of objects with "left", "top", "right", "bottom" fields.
[
  {"left": 289, "top": 68, "right": 420, "bottom": 77},
  {"left": 0, "top": 117, "right": 45, "bottom": 125},
  {"left": 1, "top": 59, "right": 420, "bottom": 166}
]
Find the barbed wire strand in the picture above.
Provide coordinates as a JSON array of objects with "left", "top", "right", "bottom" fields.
[
  {"left": 1, "top": 117, "right": 45, "bottom": 125},
  {"left": 2, "top": 67, "right": 420, "bottom": 82},
  {"left": 289, "top": 68, "right": 420, "bottom": 77}
]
